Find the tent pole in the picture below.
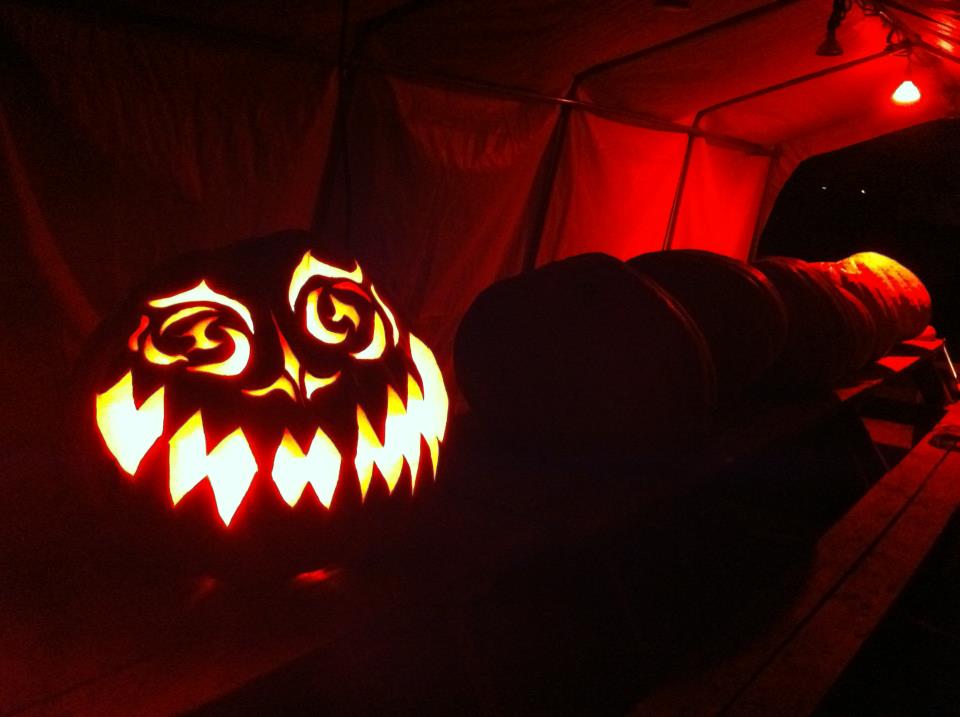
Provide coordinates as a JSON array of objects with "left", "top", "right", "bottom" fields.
[
  {"left": 513, "top": 0, "right": 806, "bottom": 266},
  {"left": 749, "top": 147, "right": 782, "bottom": 261},
  {"left": 662, "top": 132, "right": 698, "bottom": 251},
  {"left": 521, "top": 107, "right": 572, "bottom": 271},
  {"left": 352, "top": 60, "right": 771, "bottom": 155},
  {"left": 917, "top": 39, "right": 960, "bottom": 66},
  {"left": 573, "top": 0, "right": 803, "bottom": 85},
  {"left": 695, "top": 46, "right": 902, "bottom": 118},
  {"left": 877, "top": 0, "right": 955, "bottom": 45},
  {"left": 663, "top": 47, "right": 900, "bottom": 252},
  {"left": 519, "top": 70, "right": 592, "bottom": 272},
  {"left": 311, "top": 0, "right": 435, "bottom": 238}
]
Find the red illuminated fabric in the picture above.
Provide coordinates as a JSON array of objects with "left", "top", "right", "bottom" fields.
[
  {"left": 344, "top": 73, "right": 559, "bottom": 382},
  {"left": 671, "top": 141, "right": 771, "bottom": 259},
  {"left": 537, "top": 112, "right": 688, "bottom": 263}
]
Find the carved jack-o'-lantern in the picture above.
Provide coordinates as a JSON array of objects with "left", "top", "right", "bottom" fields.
[{"left": 79, "top": 232, "right": 447, "bottom": 574}]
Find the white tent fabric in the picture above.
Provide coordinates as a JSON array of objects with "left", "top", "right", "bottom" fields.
[{"left": 2, "top": 0, "right": 959, "bottom": 379}]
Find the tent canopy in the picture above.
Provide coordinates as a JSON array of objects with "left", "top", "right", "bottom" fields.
[{"left": 2, "top": 0, "right": 959, "bottom": 380}]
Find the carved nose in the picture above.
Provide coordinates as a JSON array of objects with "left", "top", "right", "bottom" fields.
[
  {"left": 242, "top": 317, "right": 341, "bottom": 403},
  {"left": 276, "top": 323, "right": 303, "bottom": 398}
]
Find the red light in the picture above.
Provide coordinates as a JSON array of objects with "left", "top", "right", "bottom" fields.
[
  {"left": 891, "top": 80, "right": 921, "bottom": 105},
  {"left": 293, "top": 568, "right": 337, "bottom": 585}
]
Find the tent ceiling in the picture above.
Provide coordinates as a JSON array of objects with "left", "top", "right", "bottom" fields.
[{"left": 32, "top": 0, "right": 959, "bottom": 145}]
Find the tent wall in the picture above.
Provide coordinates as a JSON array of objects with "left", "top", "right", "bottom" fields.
[
  {"left": 343, "top": 72, "right": 559, "bottom": 378},
  {"left": 670, "top": 140, "right": 772, "bottom": 258},
  {"left": 536, "top": 113, "right": 689, "bottom": 262},
  {"left": 0, "top": 4, "right": 337, "bottom": 338},
  {"left": 2, "top": 0, "right": 959, "bottom": 388}
]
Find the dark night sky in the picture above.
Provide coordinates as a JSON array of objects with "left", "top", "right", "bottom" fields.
[{"left": 759, "top": 118, "right": 960, "bottom": 349}]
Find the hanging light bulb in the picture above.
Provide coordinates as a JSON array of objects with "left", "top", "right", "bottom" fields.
[
  {"left": 891, "top": 42, "right": 921, "bottom": 106},
  {"left": 892, "top": 79, "right": 921, "bottom": 105}
]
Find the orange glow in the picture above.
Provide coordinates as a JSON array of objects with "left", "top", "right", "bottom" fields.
[
  {"left": 95, "top": 371, "right": 165, "bottom": 475},
  {"left": 160, "top": 305, "right": 215, "bottom": 334},
  {"left": 150, "top": 280, "right": 254, "bottom": 332},
  {"left": 187, "top": 327, "right": 250, "bottom": 377},
  {"left": 356, "top": 392, "right": 414, "bottom": 498},
  {"left": 351, "top": 313, "right": 386, "bottom": 360},
  {"left": 402, "top": 376, "right": 434, "bottom": 485},
  {"left": 243, "top": 376, "right": 297, "bottom": 400},
  {"left": 330, "top": 296, "right": 361, "bottom": 328},
  {"left": 143, "top": 334, "right": 187, "bottom": 366},
  {"left": 891, "top": 79, "right": 921, "bottom": 105},
  {"left": 371, "top": 285, "right": 400, "bottom": 346},
  {"left": 272, "top": 429, "right": 341, "bottom": 508},
  {"left": 306, "top": 289, "right": 348, "bottom": 344},
  {"left": 168, "top": 411, "right": 257, "bottom": 526},
  {"left": 128, "top": 314, "right": 149, "bottom": 351},
  {"left": 288, "top": 252, "right": 364, "bottom": 310},
  {"left": 304, "top": 370, "right": 341, "bottom": 398},
  {"left": 351, "top": 333, "right": 448, "bottom": 498},
  {"left": 276, "top": 323, "right": 302, "bottom": 383},
  {"left": 409, "top": 332, "right": 449, "bottom": 449},
  {"left": 293, "top": 568, "right": 336, "bottom": 585},
  {"left": 182, "top": 316, "right": 221, "bottom": 351}
]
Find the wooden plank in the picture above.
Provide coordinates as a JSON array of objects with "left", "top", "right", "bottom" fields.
[
  {"left": 833, "top": 338, "right": 942, "bottom": 405},
  {"left": 863, "top": 417, "right": 915, "bottom": 450},
  {"left": 901, "top": 337, "right": 944, "bottom": 353},
  {"left": 727, "top": 447, "right": 960, "bottom": 716},
  {"left": 632, "top": 401, "right": 960, "bottom": 716}
]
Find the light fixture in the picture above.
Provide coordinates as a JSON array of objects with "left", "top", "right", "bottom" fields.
[
  {"left": 816, "top": 0, "right": 850, "bottom": 56},
  {"left": 892, "top": 79, "right": 921, "bottom": 105},
  {"left": 892, "top": 44, "right": 921, "bottom": 106},
  {"left": 816, "top": 29, "right": 844, "bottom": 57}
]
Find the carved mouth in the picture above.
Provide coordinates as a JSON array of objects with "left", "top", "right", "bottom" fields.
[{"left": 94, "top": 333, "right": 447, "bottom": 526}]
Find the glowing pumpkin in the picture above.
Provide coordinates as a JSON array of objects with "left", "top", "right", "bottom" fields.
[{"left": 78, "top": 232, "right": 447, "bottom": 575}]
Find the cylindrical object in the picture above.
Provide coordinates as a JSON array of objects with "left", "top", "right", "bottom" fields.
[
  {"left": 455, "top": 253, "right": 717, "bottom": 453},
  {"left": 754, "top": 256, "right": 856, "bottom": 389},
  {"left": 628, "top": 250, "right": 788, "bottom": 402},
  {"left": 813, "top": 260, "right": 895, "bottom": 362},
  {"left": 832, "top": 252, "right": 932, "bottom": 343}
]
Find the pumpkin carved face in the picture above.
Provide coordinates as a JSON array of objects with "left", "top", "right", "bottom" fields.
[{"left": 86, "top": 233, "right": 447, "bottom": 537}]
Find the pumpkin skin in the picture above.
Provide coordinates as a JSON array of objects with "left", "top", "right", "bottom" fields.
[
  {"left": 75, "top": 231, "right": 448, "bottom": 577},
  {"left": 812, "top": 260, "right": 896, "bottom": 361},
  {"left": 831, "top": 252, "right": 932, "bottom": 343},
  {"left": 830, "top": 283, "right": 879, "bottom": 372},
  {"left": 454, "top": 253, "right": 716, "bottom": 455},
  {"left": 627, "top": 250, "right": 788, "bottom": 402},
  {"left": 753, "top": 257, "right": 858, "bottom": 389}
]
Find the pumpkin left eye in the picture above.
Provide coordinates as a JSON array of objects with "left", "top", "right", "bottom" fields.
[{"left": 131, "top": 280, "right": 255, "bottom": 378}]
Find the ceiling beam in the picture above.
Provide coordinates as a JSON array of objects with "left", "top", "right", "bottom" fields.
[{"left": 571, "top": 0, "right": 805, "bottom": 91}]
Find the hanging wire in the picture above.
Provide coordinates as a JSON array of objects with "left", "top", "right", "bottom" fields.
[{"left": 817, "top": 0, "right": 933, "bottom": 56}]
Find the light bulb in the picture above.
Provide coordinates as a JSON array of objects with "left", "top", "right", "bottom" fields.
[{"left": 892, "top": 79, "right": 921, "bottom": 105}]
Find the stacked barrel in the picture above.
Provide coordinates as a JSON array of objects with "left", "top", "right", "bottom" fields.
[{"left": 454, "top": 250, "right": 931, "bottom": 451}]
